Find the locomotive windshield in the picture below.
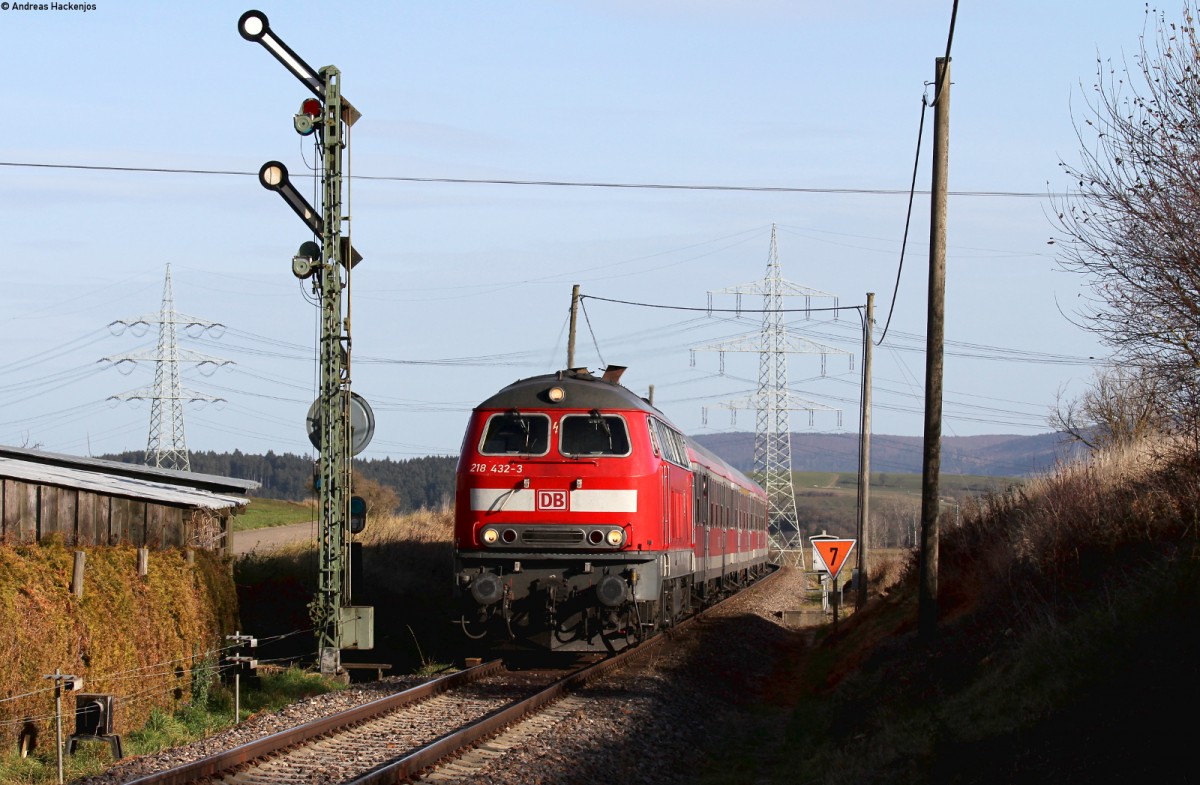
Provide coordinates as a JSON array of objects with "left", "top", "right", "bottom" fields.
[
  {"left": 560, "top": 412, "right": 631, "bottom": 456},
  {"left": 479, "top": 411, "right": 551, "bottom": 455}
]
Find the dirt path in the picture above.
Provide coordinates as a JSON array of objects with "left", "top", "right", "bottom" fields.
[{"left": 231, "top": 521, "right": 317, "bottom": 555}]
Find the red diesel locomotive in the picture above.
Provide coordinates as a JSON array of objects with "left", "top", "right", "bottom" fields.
[{"left": 453, "top": 367, "right": 770, "bottom": 653}]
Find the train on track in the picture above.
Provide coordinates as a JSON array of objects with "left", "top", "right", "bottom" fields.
[{"left": 453, "top": 366, "right": 770, "bottom": 653}]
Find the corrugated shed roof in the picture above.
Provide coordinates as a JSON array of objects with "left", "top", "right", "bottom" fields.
[
  {"left": 0, "top": 445, "right": 258, "bottom": 495},
  {"left": 0, "top": 457, "right": 250, "bottom": 511}
]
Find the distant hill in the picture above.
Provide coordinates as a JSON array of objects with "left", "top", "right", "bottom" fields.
[
  {"left": 693, "top": 431, "right": 1083, "bottom": 477},
  {"left": 101, "top": 432, "right": 1075, "bottom": 514}
]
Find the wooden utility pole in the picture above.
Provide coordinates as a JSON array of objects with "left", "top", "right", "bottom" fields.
[
  {"left": 856, "top": 292, "right": 874, "bottom": 611},
  {"left": 567, "top": 284, "right": 580, "bottom": 368},
  {"left": 919, "top": 56, "right": 950, "bottom": 641}
]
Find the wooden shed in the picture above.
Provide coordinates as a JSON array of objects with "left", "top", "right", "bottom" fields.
[{"left": 0, "top": 446, "right": 258, "bottom": 553}]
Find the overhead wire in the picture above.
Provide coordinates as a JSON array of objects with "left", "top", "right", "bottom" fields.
[
  {"left": 877, "top": 96, "right": 927, "bottom": 346},
  {"left": 877, "top": 0, "right": 959, "bottom": 345},
  {"left": 0, "top": 160, "right": 1068, "bottom": 199}
]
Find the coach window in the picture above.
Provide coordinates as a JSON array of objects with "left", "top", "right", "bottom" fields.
[
  {"left": 561, "top": 412, "right": 631, "bottom": 456},
  {"left": 479, "top": 411, "right": 551, "bottom": 456}
]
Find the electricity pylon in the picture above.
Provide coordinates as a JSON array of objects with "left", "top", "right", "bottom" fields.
[
  {"left": 694, "top": 225, "right": 850, "bottom": 566},
  {"left": 103, "top": 264, "right": 229, "bottom": 471}
]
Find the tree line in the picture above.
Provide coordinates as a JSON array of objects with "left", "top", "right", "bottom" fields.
[{"left": 103, "top": 450, "right": 458, "bottom": 513}]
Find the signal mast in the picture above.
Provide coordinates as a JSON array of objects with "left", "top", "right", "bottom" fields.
[{"left": 238, "top": 9, "right": 374, "bottom": 676}]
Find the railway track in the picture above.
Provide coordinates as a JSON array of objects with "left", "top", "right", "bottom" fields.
[{"left": 121, "top": 568, "right": 780, "bottom": 785}]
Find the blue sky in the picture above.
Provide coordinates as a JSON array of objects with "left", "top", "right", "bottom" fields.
[{"left": 1, "top": 1, "right": 1145, "bottom": 461}]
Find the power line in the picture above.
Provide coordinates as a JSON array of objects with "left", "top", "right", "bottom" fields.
[
  {"left": 0, "top": 160, "right": 1067, "bottom": 198},
  {"left": 582, "top": 293, "right": 860, "bottom": 315},
  {"left": 582, "top": 294, "right": 1096, "bottom": 366}
]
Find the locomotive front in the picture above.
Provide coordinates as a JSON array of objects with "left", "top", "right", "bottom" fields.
[{"left": 453, "top": 369, "right": 664, "bottom": 653}]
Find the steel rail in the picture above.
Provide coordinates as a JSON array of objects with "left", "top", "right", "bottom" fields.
[
  {"left": 347, "top": 566, "right": 782, "bottom": 784},
  {"left": 121, "top": 567, "right": 780, "bottom": 785},
  {"left": 123, "top": 659, "right": 505, "bottom": 785}
]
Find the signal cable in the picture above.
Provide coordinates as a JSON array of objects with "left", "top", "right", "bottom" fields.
[
  {"left": 876, "top": 95, "right": 927, "bottom": 347},
  {"left": 578, "top": 297, "right": 606, "bottom": 369}
]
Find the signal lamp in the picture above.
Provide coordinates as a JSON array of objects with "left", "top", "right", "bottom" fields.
[
  {"left": 292, "top": 240, "right": 320, "bottom": 279},
  {"left": 258, "top": 160, "right": 322, "bottom": 237},
  {"left": 237, "top": 10, "right": 324, "bottom": 99},
  {"left": 259, "top": 161, "right": 287, "bottom": 190},
  {"left": 481, "top": 528, "right": 499, "bottom": 545},
  {"left": 547, "top": 386, "right": 565, "bottom": 403},
  {"left": 607, "top": 528, "right": 625, "bottom": 547},
  {"left": 294, "top": 98, "right": 323, "bottom": 136}
]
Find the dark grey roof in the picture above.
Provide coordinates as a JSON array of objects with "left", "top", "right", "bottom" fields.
[{"left": 477, "top": 370, "right": 658, "bottom": 413}]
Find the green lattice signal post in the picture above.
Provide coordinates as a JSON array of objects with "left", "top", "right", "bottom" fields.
[{"left": 240, "top": 9, "right": 369, "bottom": 675}]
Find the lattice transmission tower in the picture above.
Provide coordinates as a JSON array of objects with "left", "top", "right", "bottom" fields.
[
  {"left": 103, "top": 265, "right": 230, "bottom": 471},
  {"left": 694, "top": 225, "right": 851, "bottom": 566}
]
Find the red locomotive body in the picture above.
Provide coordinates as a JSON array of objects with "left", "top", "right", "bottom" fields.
[{"left": 453, "top": 368, "right": 768, "bottom": 653}]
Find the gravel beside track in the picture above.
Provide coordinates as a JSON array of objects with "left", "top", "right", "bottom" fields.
[
  {"left": 74, "top": 677, "right": 433, "bottom": 785},
  {"left": 76, "top": 567, "right": 817, "bottom": 785},
  {"left": 426, "top": 565, "right": 816, "bottom": 785}
]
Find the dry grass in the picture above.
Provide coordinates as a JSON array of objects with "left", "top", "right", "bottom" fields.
[
  {"left": 937, "top": 436, "right": 1200, "bottom": 631},
  {"left": 232, "top": 505, "right": 459, "bottom": 672},
  {"left": 866, "top": 547, "right": 910, "bottom": 595},
  {"left": 741, "top": 436, "right": 1200, "bottom": 784},
  {"left": 357, "top": 504, "right": 454, "bottom": 547}
]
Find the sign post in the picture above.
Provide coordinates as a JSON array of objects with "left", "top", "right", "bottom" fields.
[{"left": 810, "top": 534, "right": 856, "bottom": 624}]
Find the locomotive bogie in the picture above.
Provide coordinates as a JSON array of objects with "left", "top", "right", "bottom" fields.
[{"left": 454, "top": 551, "right": 666, "bottom": 652}]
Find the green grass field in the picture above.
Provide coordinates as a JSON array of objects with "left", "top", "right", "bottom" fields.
[{"left": 232, "top": 497, "right": 316, "bottom": 532}]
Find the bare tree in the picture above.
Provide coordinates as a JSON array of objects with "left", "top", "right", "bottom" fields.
[
  {"left": 869, "top": 498, "right": 921, "bottom": 549},
  {"left": 1053, "top": 4, "right": 1200, "bottom": 434},
  {"left": 352, "top": 470, "right": 401, "bottom": 518},
  {"left": 1052, "top": 365, "right": 1172, "bottom": 449}
]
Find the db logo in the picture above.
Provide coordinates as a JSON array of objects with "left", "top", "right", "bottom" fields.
[{"left": 536, "top": 489, "right": 568, "bottom": 511}]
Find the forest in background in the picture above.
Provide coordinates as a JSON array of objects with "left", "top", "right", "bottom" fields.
[
  {"left": 103, "top": 431, "right": 1067, "bottom": 515},
  {"left": 103, "top": 450, "right": 458, "bottom": 512}
]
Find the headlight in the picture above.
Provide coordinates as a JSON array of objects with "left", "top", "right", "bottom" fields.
[
  {"left": 606, "top": 528, "right": 625, "bottom": 547},
  {"left": 481, "top": 528, "right": 499, "bottom": 545}
]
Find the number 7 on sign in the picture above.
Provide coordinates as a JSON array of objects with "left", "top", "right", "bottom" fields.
[{"left": 812, "top": 539, "right": 856, "bottom": 576}]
